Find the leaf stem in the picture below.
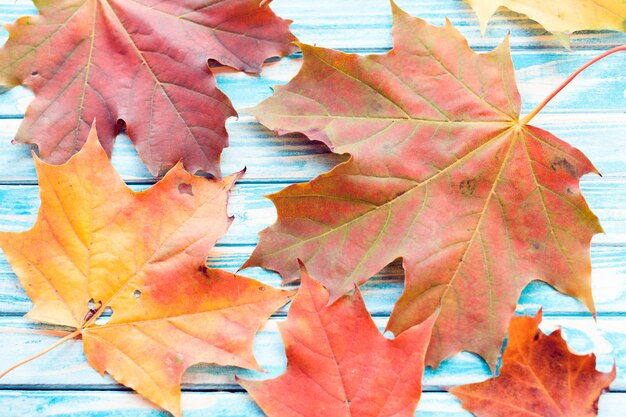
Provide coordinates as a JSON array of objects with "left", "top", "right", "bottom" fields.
[
  {"left": 521, "top": 44, "right": 626, "bottom": 125},
  {"left": 0, "top": 303, "right": 107, "bottom": 379},
  {"left": 0, "top": 328, "right": 82, "bottom": 379}
]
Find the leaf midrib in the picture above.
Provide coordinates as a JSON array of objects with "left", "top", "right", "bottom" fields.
[
  {"left": 99, "top": 0, "right": 209, "bottom": 164},
  {"left": 86, "top": 298, "right": 280, "bottom": 328},
  {"left": 73, "top": 0, "right": 98, "bottom": 152}
]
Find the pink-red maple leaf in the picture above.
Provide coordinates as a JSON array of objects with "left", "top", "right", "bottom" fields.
[
  {"left": 0, "top": 0, "right": 297, "bottom": 176},
  {"left": 244, "top": 2, "right": 602, "bottom": 369}
]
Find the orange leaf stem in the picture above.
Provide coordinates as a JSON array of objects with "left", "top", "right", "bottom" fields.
[
  {"left": 0, "top": 302, "right": 106, "bottom": 379},
  {"left": 522, "top": 44, "right": 626, "bottom": 124},
  {"left": 0, "top": 328, "right": 82, "bottom": 379}
]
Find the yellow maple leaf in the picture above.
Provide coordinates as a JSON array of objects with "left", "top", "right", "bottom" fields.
[{"left": 467, "top": 0, "right": 626, "bottom": 46}]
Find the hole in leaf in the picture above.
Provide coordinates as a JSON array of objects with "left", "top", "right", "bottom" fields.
[
  {"left": 134, "top": 290, "right": 141, "bottom": 299},
  {"left": 178, "top": 183, "right": 193, "bottom": 196},
  {"left": 98, "top": 307, "right": 113, "bottom": 325},
  {"left": 31, "top": 71, "right": 39, "bottom": 76}
]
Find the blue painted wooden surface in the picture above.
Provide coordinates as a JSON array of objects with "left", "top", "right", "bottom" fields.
[{"left": 0, "top": 0, "right": 625, "bottom": 415}]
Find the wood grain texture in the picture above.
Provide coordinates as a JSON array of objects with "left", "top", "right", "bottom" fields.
[
  {"left": 1, "top": 0, "right": 626, "bottom": 50},
  {"left": 2, "top": 391, "right": 625, "bottom": 416},
  {"left": 0, "top": 114, "right": 624, "bottom": 183},
  {"left": 0, "top": 316, "right": 620, "bottom": 390},
  {"left": 0, "top": 0, "right": 625, "bottom": 415},
  {"left": 2, "top": 178, "right": 626, "bottom": 244},
  {"left": 1, "top": 242, "right": 626, "bottom": 317}
]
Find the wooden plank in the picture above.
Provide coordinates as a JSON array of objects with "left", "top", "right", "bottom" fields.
[
  {"left": 1, "top": 50, "right": 625, "bottom": 118},
  {"left": 2, "top": 390, "right": 625, "bottom": 416},
  {"left": 0, "top": 316, "right": 620, "bottom": 391},
  {"left": 1, "top": 245, "right": 626, "bottom": 316},
  {"left": 1, "top": 0, "right": 625, "bottom": 50},
  {"left": 0, "top": 113, "right": 624, "bottom": 183},
  {"left": 1, "top": 177, "right": 626, "bottom": 244},
  {"left": 0, "top": 1, "right": 625, "bottom": 415}
]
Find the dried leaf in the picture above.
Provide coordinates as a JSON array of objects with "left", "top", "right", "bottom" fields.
[
  {"left": 0, "top": 125, "right": 293, "bottom": 417},
  {"left": 238, "top": 264, "right": 435, "bottom": 417},
  {"left": 449, "top": 310, "right": 616, "bottom": 417},
  {"left": 244, "top": 2, "right": 601, "bottom": 369},
  {"left": 0, "top": 0, "right": 297, "bottom": 176},
  {"left": 467, "top": 0, "right": 626, "bottom": 46}
]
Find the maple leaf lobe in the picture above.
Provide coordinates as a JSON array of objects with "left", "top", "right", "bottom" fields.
[
  {"left": 83, "top": 268, "right": 294, "bottom": 417},
  {"left": 0, "top": 0, "right": 297, "bottom": 176},
  {"left": 244, "top": 2, "right": 602, "bottom": 370}
]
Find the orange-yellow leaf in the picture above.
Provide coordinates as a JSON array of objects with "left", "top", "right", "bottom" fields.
[
  {"left": 244, "top": 2, "right": 602, "bottom": 370},
  {"left": 467, "top": 0, "right": 626, "bottom": 46},
  {"left": 0, "top": 125, "right": 293, "bottom": 417},
  {"left": 449, "top": 310, "right": 616, "bottom": 417},
  {"left": 0, "top": 0, "right": 297, "bottom": 176},
  {"left": 238, "top": 264, "right": 436, "bottom": 417}
]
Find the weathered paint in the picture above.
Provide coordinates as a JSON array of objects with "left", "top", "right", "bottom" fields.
[{"left": 0, "top": 0, "right": 625, "bottom": 415}]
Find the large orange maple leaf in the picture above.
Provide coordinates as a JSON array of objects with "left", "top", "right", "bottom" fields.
[
  {"left": 239, "top": 264, "right": 436, "bottom": 417},
  {"left": 244, "top": 1, "right": 604, "bottom": 369},
  {"left": 0, "top": 0, "right": 297, "bottom": 176},
  {"left": 0, "top": 125, "right": 293, "bottom": 417}
]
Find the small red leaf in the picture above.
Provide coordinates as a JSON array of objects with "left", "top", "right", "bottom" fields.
[{"left": 449, "top": 311, "right": 616, "bottom": 417}]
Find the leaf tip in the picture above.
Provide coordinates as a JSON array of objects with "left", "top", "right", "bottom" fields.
[
  {"left": 553, "top": 32, "right": 572, "bottom": 49},
  {"left": 390, "top": 0, "right": 408, "bottom": 21},
  {"left": 479, "top": 21, "right": 489, "bottom": 36}
]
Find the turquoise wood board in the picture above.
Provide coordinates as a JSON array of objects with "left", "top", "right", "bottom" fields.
[
  {"left": 0, "top": 0, "right": 625, "bottom": 415},
  {"left": 0, "top": 114, "right": 625, "bottom": 183},
  {"left": 0, "top": 316, "right": 619, "bottom": 390},
  {"left": 2, "top": 179, "right": 626, "bottom": 244},
  {"left": 1, "top": 0, "right": 626, "bottom": 50},
  {"left": 2, "top": 245, "right": 626, "bottom": 316},
  {"left": 3, "top": 391, "right": 626, "bottom": 416},
  {"left": 0, "top": 52, "right": 625, "bottom": 118}
]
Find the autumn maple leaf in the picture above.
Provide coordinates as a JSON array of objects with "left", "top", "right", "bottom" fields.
[
  {"left": 242, "top": 1, "right": 620, "bottom": 369},
  {"left": 0, "top": 125, "right": 293, "bottom": 417},
  {"left": 0, "top": 0, "right": 297, "bottom": 176},
  {"left": 449, "top": 310, "right": 616, "bottom": 417},
  {"left": 467, "top": 0, "right": 626, "bottom": 47},
  {"left": 238, "top": 263, "right": 436, "bottom": 417}
]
